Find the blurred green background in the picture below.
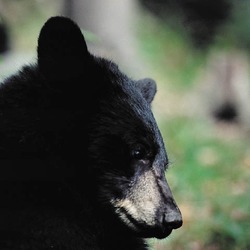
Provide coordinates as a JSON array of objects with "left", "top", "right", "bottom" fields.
[{"left": 0, "top": 0, "right": 250, "bottom": 249}]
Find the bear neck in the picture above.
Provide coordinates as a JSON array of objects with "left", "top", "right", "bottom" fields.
[{"left": 70, "top": 180, "right": 148, "bottom": 250}]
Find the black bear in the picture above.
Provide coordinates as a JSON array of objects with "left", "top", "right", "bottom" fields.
[{"left": 0, "top": 16, "right": 182, "bottom": 250}]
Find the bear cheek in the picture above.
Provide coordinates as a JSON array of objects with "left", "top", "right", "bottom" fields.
[{"left": 110, "top": 168, "right": 162, "bottom": 230}]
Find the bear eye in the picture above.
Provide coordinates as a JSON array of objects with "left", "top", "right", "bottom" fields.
[{"left": 131, "top": 144, "right": 148, "bottom": 160}]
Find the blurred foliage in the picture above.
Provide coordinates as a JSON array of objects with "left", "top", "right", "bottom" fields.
[
  {"left": 0, "top": 0, "right": 61, "bottom": 52},
  {"left": 218, "top": 0, "right": 250, "bottom": 52},
  {"left": 138, "top": 4, "right": 250, "bottom": 249},
  {"left": 137, "top": 14, "right": 206, "bottom": 90}
]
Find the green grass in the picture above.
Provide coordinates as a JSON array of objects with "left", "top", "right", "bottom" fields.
[{"left": 150, "top": 116, "right": 250, "bottom": 249}]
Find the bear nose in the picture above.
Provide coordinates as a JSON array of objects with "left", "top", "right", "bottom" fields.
[{"left": 163, "top": 209, "right": 183, "bottom": 230}]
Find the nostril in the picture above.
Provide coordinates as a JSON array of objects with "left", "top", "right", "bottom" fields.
[
  {"left": 163, "top": 212, "right": 183, "bottom": 230},
  {"left": 170, "top": 218, "right": 183, "bottom": 229}
]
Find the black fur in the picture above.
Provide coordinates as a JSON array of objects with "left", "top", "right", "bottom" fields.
[
  {"left": 0, "top": 16, "right": 181, "bottom": 249},
  {"left": 0, "top": 17, "right": 9, "bottom": 54}
]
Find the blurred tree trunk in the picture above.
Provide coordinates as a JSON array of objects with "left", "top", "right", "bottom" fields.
[{"left": 62, "top": 0, "right": 146, "bottom": 77}]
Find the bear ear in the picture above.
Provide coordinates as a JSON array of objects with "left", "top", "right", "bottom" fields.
[
  {"left": 136, "top": 78, "right": 157, "bottom": 104},
  {"left": 37, "top": 16, "right": 89, "bottom": 80}
]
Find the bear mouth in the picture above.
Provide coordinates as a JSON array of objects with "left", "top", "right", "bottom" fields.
[
  {"left": 151, "top": 227, "right": 173, "bottom": 239},
  {"left": 136, "top": 224, "right": 173, "bottom": 239},
  {"left": 117, "top": 207, "right": 173, "bottom": 239}
]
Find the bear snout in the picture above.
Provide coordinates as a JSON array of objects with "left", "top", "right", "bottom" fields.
[
  {"left": 162, "top": 208, "right": 183, "bottom": 230},
  {"left": 152, "top": 206, "right": 182, "bottom": 239}
]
